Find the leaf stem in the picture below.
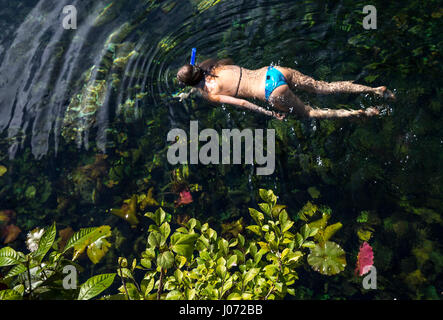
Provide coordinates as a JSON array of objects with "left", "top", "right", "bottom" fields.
[
  {"left": 157, "top": 268, "right": 164, "bottom": 300},
  {"left": 118, "top": 263, "right": 130, "bottom": 300}
]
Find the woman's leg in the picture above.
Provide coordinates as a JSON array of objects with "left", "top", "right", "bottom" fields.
[
  {"left": 269, "top": 86, "right": 379, "bottom": 119},
  {"left": 283, "top": 68, "right": 393, "bottom": 98}
]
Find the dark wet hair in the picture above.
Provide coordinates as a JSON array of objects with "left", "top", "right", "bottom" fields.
[
  {"left": 177, "top": 64, "right": 205, "bottom": 86},
  {"left": 176, "top": 58, "right": 234, "bottom": 87}
]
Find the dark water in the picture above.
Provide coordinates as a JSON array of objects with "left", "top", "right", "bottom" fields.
[{"left": 0, "top": 0, "right": 442, "bottom": 299}]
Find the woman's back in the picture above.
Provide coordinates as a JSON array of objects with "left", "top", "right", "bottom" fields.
[{"left": 205, "top": 65, "right": 268, "bottom": 100}]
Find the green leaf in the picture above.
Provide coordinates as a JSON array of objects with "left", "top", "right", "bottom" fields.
[
  {"left": 64, "top": 226, "right": 111, "bottom": 256},
  {"left": 300, "top": 224, "right": 312, "bottom": 240},
  {"left": 243, "top": 268, "right": 260, "bottom": 286},
  {"left": 258, "top": 203, "right": 271, "bottom": 216},
  {"left": 246, "top": 225, "right": 261, "bottom": 236},
  {"left": 5, "top": 264, "right": 27, "bottom": 279},
  {"left": 249, "top": 208, "right": 264, "bottom": 225},
  {"left": 159, "top": 222, "right": 171, "bottom": 239},
  {"left": 144, "top": 278, "right": 155, "bottom": 297},
  {"left": 259, "top": 189, "right": 277, "bottom": 205},
  {"left": 227, "top": 292, "right": 242, "bottom": 300},
  {"left": 157, "top": 251, "right": 174, "bottom": 270},
  {"left": 279, "top": 211, "right": 294, "bottom": 233},
  {"left": 78, "top": 273, "right": 116, "bottom": 300},
  {"left": 227, "top": 255, "right": 237, "bottom": 269},
  {"left": 218, "top": 238, "right": 229, "bottom": 256},
  {"left": 166, "top": 290, "right": 182, "bottom": 300},
  {"left": 307, "top": 241, "right": 346, "bottom": 275},
  {"left": 170, "top": 233, "right": 199, "bottom": 258},
  {"left": 0, "top": 289, "right": 22, "bottom": 300},
  {"left": 323, "top": 222, "right": 342, "bottom": 242},
  {"left": 0, "top": 165, "right": 7, "bottom": 177},
  {"left": 307, "top": 187, "right": 321, "bottom": 199},
  {"left": 87, "top": 238, "right": 111, "bottom": 264},
  {"left": 0, "top": 247, "right": 25, "bottom": 267},
  {"left": 33, "top": 222, "right": 56, "bottom": 263},
  {"left": 216, "top": 265, "right": 227, "bottom": 278},
  {"left": 148, "top": 231, "right": 162, "bottom": 248}
]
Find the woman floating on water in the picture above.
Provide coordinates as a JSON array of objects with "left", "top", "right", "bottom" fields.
[{"left": 176, "top": 55, "right": 395, "bottom": 120}]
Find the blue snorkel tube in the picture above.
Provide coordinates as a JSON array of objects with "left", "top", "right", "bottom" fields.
[{"left": 190, "top": 48, "right": 197, "bottom": 65}]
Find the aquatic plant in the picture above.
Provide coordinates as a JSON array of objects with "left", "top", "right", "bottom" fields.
[
  {"left": 355, "top": 242, "right": 374, "bottom": 276},
  {"left": 109, "top": 196, "right": 140, "bottom": 227},
  {"left": 0, "top": 223, "right": 114, "bottom": 300},
  {"left": 0, "top": 165, "right": 6, "bottom": 177},
  {"left": 307, "top": 242, "right": 346, "bottom": 276},
  {"left": 105, "top": 189, "right": 347, "bottom": 300},
  {"left": 174, "top": 189, "right": 193, "bottom": 207}
]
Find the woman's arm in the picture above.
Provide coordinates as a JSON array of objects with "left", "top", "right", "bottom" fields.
[{"left": 206, "top": 94, "right": 285, "bottom": 120}]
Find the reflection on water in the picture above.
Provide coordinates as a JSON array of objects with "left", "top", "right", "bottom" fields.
[{"left": 0, "top": 0, "right": 442, "bottom": 299}]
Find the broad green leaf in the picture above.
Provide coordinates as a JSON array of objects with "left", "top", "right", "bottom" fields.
[
  {"left": 227, "top": 255, "right": 237, "bottom": 269},
  {"left": 307, "top": 186, "right": 321, "bottom": 199},
  {"left": 307, "top": 241, "right": 346, "bottom": 275},
  {"left": 263, "top": 264, "right": 279, "bottom": 278},
  {"left": 286, "top": 251, "right": 303, "bottom": 263},
  {"left": 145, "top": 208, "right": 166, "bottom": 226},
  {"left": 279, "top": 211, "right": 294, "bottom": 233},
  {"left": 238, "top": 234, "right": 245, "bottom": 247},
  {"left": 249, "top": 208, "right": 264, "bottom": 225},
  {"left": 87, "top": 238, "right": 111, "bottom": 264},
  {"left": 308, "top": 212, "right": 331, "bottom": 231},
  {"left": 227, "top": 292, "right": 242, "bottom": 300},
  {"left": 300, "top": 224, "right": 311, "bottom": 240},
  {"left": 259, "top": 189, "right": 277, "bottom": 204},
  {"left": 302, "top": 241, "right": 316, "bottom": 248},
  {"left": 243, "top": 268, "right": 260, "bottom": 285},
  {"left": 246, "top": 225, "right": 261, "bottom": 236},
  {"left": 166, "top": 290, "right": 182, "bottom": 300},
  {"left": 159, "top": 222, "right": 171, "bottom": 240},
  {"left": 0, "top": 247, "right": 25, "bottom": 267},
  {"left": 216, "top": 265, "right": 227, "bottom": 278},
  {"left": 64, "top": 226, "right": 111, "bottom": 259},
  {"left": 218, "top": 238, "right": 228, "bottom": 255},
  {"left": 0, "top": 165, "right": 7, "bottom": 177},
  {"left": 144, "top": 278, "right": 155, "bottom": 297},
  {"left": 258, "top": 203, "right": 271, "bottom": 216},
  {"left": 33, "top": 222, "right": 56, "bottom": 263},
  {"left": 170, "top": 233, "right": 199, "bottom": 258},
  {"left": 323, "top": 222, "right": 342, "bottom": 242},
  {"left": 78, "top": 273, "right": 116, "bottom": 300},
  {"left": 5, "top": 264, "right": 27, "bottom": 279},
  {"left": 0, "top": 289, "right": 22, "bottom": 300},
  {"left": 148, "top": 231, "right": 162, "bottom": 248},
  {"left": 157, "top": 251, "right": 174, "bottom": 269}
]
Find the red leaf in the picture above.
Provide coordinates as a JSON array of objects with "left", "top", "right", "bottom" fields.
[
  {"left": 175, "top": 190, "right": 193, "bottom": 207},
  {"left": 355, "top": 241, "right": 374, "bottom": 276}
]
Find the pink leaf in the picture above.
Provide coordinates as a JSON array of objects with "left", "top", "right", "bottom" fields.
[
  {"left": 355, "top": 241, "right": 374, "bottom": 276},
  {"left": 175, "top": 190, "right": 193, "bottom": 207}
]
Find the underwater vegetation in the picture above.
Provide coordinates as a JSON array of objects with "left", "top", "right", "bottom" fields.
[
  {"left": 0, "top": 189, "right": 354, "bottom": 300},
  {"left": 0, "top": 0, "right": 441, "bottom": 300}
]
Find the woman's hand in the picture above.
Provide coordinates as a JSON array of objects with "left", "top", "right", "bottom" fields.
[{"left": 273, "top": 112, "right": 286, "bottom": 121}]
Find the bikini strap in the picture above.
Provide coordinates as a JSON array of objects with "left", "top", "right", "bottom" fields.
[{"left": 235, "top": 66, "right": 242, "bottom": 97}]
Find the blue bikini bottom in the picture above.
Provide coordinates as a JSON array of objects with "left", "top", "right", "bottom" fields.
[{"left": 265, "top": 66, "right": 287, "bottom": 101}]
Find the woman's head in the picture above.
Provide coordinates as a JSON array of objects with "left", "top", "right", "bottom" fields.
[{"left": 177, "top": 64, "right": 204, "bottom": 86}]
